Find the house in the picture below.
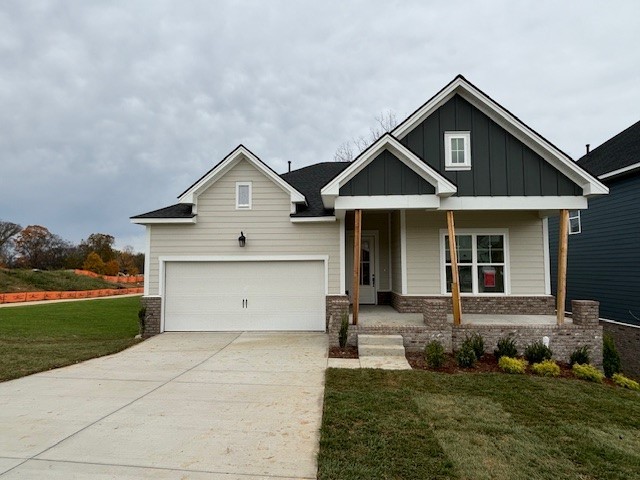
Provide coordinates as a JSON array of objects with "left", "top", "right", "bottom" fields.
[
  {"left": 131, "top": 75, "right": 607, "bottom": 339},
  {"left": 549, "top": 120, "right": 640, "bottom": 376}
]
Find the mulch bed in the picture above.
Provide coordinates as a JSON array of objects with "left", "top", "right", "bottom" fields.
[{"left": 329, "top": 346, "right": 359, "bottom": 359}]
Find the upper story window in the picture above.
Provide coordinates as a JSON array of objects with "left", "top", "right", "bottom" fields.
[
  {"left": 444, "top": 131, "right": 471, "bottom": 171},
  {"left": 569, "top": 210, "right": 581, "bottom": 234},
  {"left": 236, "top": 182, "right": 252, "bottom": 209}
]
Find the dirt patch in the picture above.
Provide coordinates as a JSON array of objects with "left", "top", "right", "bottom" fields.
[{"left": 329, "top": 346, "right": 358, "bottom": 359}]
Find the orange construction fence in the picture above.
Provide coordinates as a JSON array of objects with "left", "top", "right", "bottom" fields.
[
  {"left": 73, "top": 269, "right": 144, "bottom": 284},
  {"left": 0, "top": 287, "right": 143, "bottom": 304}
]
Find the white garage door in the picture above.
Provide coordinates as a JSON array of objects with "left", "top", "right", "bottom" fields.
[{"left": 163, "top": 260, "right": 326, "bottom": 331}]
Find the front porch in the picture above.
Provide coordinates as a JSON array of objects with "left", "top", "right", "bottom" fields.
[
  {"left": 352, "top": 305, "right": 572, "bottom": 327},
  {"left": 327, "top": 299, "right": 603, "bottom": 366}
]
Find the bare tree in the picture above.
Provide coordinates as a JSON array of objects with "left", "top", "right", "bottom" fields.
[
  {"left": 0, "top": 221, "right": 22, "bottom": 266},
  {"left": 333, "top": 110, "right": 399, "bottom": 162}
]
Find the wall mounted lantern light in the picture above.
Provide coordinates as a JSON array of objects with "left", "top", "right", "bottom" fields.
[{"left": 238, "top": 231, "right": 246, "bottom": 247}]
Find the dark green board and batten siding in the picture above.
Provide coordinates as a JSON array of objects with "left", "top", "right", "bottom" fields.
[
  {"left": 549, "top": 174, "right": 640, "bottom": 326},
  {"left": 339, "top": 149, "right": 436, "bottom": 196},
  {"left": 399, "top": 94, "right": 582, "bottom": 197}
]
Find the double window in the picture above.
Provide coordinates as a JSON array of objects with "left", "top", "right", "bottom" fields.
[
  {"left": 442, "top": 230, "right": 509, "bottom": 294},
  {"left": 444, "top": 131, "right": 471, "bottom": 170}
]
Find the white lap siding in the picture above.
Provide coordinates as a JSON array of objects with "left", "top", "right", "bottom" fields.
[
  {"left": 147, "top": 159, "right": 340, "bottom": 296},
  {"left": 405, "top": 211, "right": 546, "bottom": 295}
]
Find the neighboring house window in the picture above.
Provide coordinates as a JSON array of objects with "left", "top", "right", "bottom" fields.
[
  {"left": 442, "top": 231, "right": 508, "bottom": 294},
  {"left": 236, "top": 182, "right": 252, "bottom": 209},
  {"left": 444, "top": 131, "right": 471, "bottom": 170},
  {"left": 569, "top": 210, "right": 581, "bottom": 234}
]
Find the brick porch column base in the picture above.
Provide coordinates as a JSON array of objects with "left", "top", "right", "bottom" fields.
[{"left": 572, "top": 300, "right": 600, "bottom": 326}]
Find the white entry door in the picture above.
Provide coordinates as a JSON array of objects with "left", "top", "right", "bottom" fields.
[{"left": 347, "top": 233, "right": 377, "bottom": 305}]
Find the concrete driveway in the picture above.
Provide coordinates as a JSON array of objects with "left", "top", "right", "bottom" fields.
[{"left": 0, "top": 332, "right": 328, "bottom": 479}]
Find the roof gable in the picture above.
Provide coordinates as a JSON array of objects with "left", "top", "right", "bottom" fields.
[
  {"left": 393, "top": 75, "right": 608, "bottom": 197},
  {"left": 178, "top": 145, "right": 305, "bottom": 205},
  {"left": 321, "top": 133, "right": 456, "bottom": 208},
  {"left": 339, "top": 149, "right": 436, "bottom": 196}
]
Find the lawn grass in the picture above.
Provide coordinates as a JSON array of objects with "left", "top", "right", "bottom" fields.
[
  {"left": 318, "top": 368, "right": 640, "bottom": 480},
  {"left": 0, "top": 296, "right": 141, "bottom": 381},
  {"left": 0, "top": 268, "right": 117, "bottom": 293}
]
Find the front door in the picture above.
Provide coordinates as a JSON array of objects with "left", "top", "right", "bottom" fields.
[{"left": 347, "top": 233, "right": 376, "bottom": 305}]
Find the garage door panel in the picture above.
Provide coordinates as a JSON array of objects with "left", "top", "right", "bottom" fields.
[{"left": 164, "top": 261, "right": 325, "bottom": 331}]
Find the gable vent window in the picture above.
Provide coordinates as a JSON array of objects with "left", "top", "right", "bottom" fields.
[
  {"left": 444, "top": 131, "right": 471, "bottom": 171},
  {"left": 236, "top": 182, "right": 252, "bottom": 209},
  {"left": 568, "top": 210, "right": 581, "bottom": 234}
]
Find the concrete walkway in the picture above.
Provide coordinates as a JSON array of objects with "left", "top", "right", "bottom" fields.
[{"left": 0, "top": 332, "right": 328, "bottom": 479}]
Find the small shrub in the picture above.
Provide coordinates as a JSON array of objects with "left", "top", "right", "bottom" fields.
[
  {"left": 570, "top": 345, "right": 591, "bottom": 366},
  {"left": 603, "top": 334, "right": 621, "bottom": 378},
  {"left": 524, "top": 340, "right": 553, "bottom": 364},
  {"left": 338, "top": 313, "right": 349, "bottom": 348},
  {"left": 104, "top": 259, "right": 119, "bottom": 276},
  {"left": 498, "top": 356, "right": 527, "bottom": 374},
  {"left": 424, "top": 341, "right": 446, "bottom": 368},
  {"left": 532, "top": 359, "right": 560, "bottom": 377},
  {"left": 572, "top": 363, "right": 604, "bottom": 383},
  {"left": 467, "top": 332, "right": 485, "bottom": 359},
  {"left": 612, "top": 373, "right": 640, "bottom": 391},
  {"left": 456, "top": 342, "right": 477, "bottom": 368},
  {"left": 494, "top": 336, "right": 518, "bottom": 360},
  {"left": 137, "top": 306, "right": 146, "bottom": 336},
  {"left": 83, "top": 252, "right": 105, "bottom": 274}
]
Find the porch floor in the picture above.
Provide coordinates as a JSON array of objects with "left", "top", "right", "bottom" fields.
[{"left": 351, "top": 305, "right": 572, "bottom": 326}]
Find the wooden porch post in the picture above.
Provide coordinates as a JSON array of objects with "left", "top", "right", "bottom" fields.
[
  {"left": 352, "top": 209, "right": 362, "bottom": 325},
  {"left": 446, "top": 211, "right": 462, "bottom": 325},
  {"left": 556, "top": 209, "right": 569, "bottom": 325}
]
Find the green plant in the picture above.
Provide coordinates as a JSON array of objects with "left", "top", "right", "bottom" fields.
[
  {"left": 603, "top": 334, "right": 621, "bottom": 378},
  {"left": 612, "top": 373, "right": 640, "bottom": 391},
  {"left": 532, "top": 360, "right": 560, "bottom": 377},
  {"left": 524, "top": 340, "right": 552, "bottom": 364},
  {"left": 498, "top": 356, "right": 528, "bottom": 374},
  {"left": 338, "top": 313, "right": 349, "bottom": 348},
  {"left": 494, "top": 336, "right": 518, "bottom": 360},
  {"left": 572, "top": 363, "right": 604, "bottom": 383},
  {"left": 424, "top": 341, "right": 446, "bottom": 368},
  {"left": 467, "top": 332, "right": 485, "bottom": 359},
  {"left": 569, "top": 345, "right": 591, "bottom": 366},
  {"left": 456, "top": 342, "right": 477, "bottom": 368},
  {"left": 137, "top": 306, "right": 147, "bottom": 336}
]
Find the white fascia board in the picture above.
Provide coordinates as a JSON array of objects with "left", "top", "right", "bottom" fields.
[
  {"left": 130, "top": 217, "right": 196, "bottom": 225},
  {"left": 335, "top": 195, "right": 440, "bottom": 211},
  {"left": 290, "top": 216, "right": 336, "bottom": 223},
  {"left": 598, "top": 161, "right": 640, "bottom": 180},
  {"left": 392, "top": 77, "right": 607, "bottom": 198},
  {"left": 439, "top": 196, "right": 588, "bottom": 210},
  {"left": 320, "top": 134, "right": 456, "bottom": 208},
  {"left": 178, "top": 146, "right": 306, "bottom": 205}
]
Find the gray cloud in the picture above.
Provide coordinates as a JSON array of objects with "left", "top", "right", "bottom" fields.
[{"left": 1, "top": 0, "right": 638, "bottom": 251}]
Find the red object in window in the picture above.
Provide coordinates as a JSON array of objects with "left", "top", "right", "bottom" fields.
[{"left": 483, "top": 268, "right": 496, "bottom": 288}]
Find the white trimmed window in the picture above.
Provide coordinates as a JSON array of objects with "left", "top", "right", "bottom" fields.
[
  {"left": 441, "top": 230, "right": 509, "bottom": 294},
  {"left": 444, "top": 131, "right": 471, "bottom": 170},
  {"left": 236, "top": 182, "right": 252, "bottom": 209},
  {"left": 569, "top": 210, "right": 581, "bottom": 234}
]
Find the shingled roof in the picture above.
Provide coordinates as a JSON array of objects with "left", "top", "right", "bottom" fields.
[
  {"left": 131, "top": 203, "right": 194, "bottom": 219},
  {"left": 578, "top": 120, "right": 640, "bottom": 178},
  {"left": 281, "top": 162, "right": 351, "bottom": 217}
]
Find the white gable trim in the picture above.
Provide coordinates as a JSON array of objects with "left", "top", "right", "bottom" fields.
[
  {"left": 598, "top": 161, "right": 640, "bottom": 180},
  {"left": 321, "top": 134, "right": 456, "bottom": 209},
  {"left": 130, "top": 217, "right": 197, "bottom": 225},
  {"left": 392, "top": 76, "right": 608, "bottom": 198},
  {"left": 178, "top": 145, "right": 306, "bottom": 206}
]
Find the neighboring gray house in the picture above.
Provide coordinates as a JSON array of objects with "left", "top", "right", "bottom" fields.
[
  {"left": 132, "top": 75, "right": 607, "bottom": 335},
  {"left": 550, "top": 120, "right": 640, "bottom": 326}
]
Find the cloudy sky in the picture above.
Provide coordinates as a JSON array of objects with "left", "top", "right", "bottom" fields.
[{"left": 1, "top": 0, "right": 638, "bottom": 252}]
